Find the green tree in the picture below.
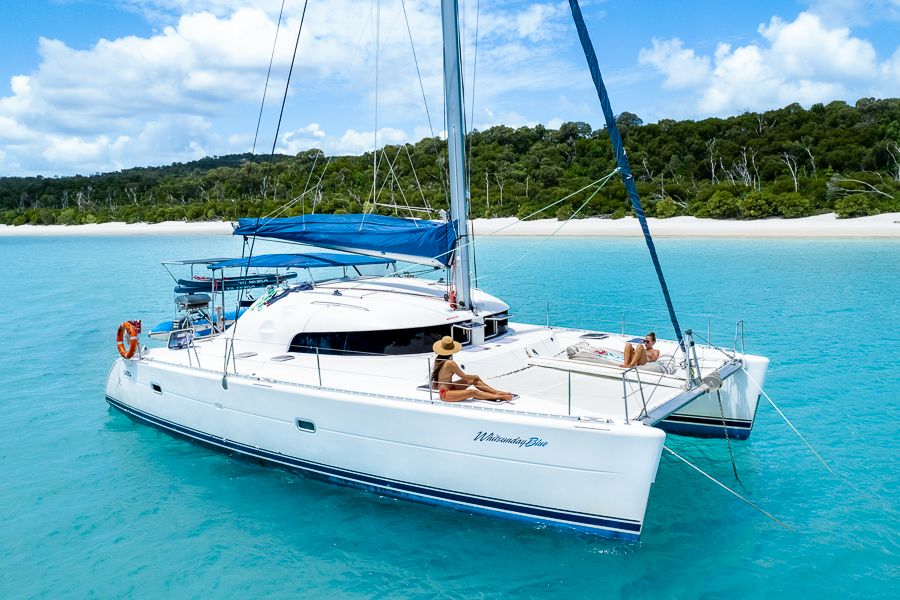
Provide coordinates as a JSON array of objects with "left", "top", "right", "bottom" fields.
[
  {"left": 834, "top": 193, "right": 876, "bottom": 218},
  {"left": 738, "top": 191, "right": 777, "bottom": 219},
  {"left": 774, "top": 192, "right": 812, "bottom": 218},
  {"left": 654, "top": 197, "right": 681, "bottom": 218}
]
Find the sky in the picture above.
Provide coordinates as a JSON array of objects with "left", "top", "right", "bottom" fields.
[{"left": 0, "top": 0, "right": 898, "bottom": 176}]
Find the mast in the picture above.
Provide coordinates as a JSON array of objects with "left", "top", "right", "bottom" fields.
[{"left": 440, "top": 0, "right": 473, "bottom": 310}]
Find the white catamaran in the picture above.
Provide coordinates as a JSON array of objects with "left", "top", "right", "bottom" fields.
[{"left": 106, "top": 0, "right": 768, "bottom": 540}]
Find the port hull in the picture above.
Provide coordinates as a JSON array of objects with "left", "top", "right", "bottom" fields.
[{"left": 106, "top": 357, "right": 666, "bottom": 540}]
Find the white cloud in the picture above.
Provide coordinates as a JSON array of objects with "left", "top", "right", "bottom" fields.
[
  {"left": 760, "top": 13, "right": 878, "bottom": 80},
  {"left": 1, "top": 1, "right": 583, "bottom": 175},
  {"left": 804, "top": 0, "right": 900, "bottom": 26},
  {"left": 638, "top": 38, "right": 711, "bottom": 89},
  {"left": 514, "top": 3, "right": 567, "bottom": 41},
  {"left": 639, "top": 11, "right": 900, "bottom": 116},
  {"left": 277, "top": 123, "right": 409, "bottom": 156}
]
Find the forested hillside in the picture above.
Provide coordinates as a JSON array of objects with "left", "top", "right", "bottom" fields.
[{"left": 2, "top": 98, "right": 899, "bottom": 226}]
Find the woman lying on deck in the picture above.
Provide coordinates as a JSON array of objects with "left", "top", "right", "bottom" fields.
[
  {"left": 431, "top": 336, "right": 513, "bottom": 402},
  {"left": 619, "top": 332, "right": 660, "bottom": 368}
]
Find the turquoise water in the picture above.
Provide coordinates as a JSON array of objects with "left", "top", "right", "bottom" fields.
[{"left": 0, "top": 234, "right": 897, "bottom": 598}]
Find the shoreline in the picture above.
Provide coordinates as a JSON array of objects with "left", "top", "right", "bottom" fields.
[{"left": 0, "top": 212, "right": 897, "bottom": 238}]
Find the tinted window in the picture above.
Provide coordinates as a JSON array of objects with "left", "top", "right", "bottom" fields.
[{"left": 290, "top": 324, "right": 453, "bottom": 356}]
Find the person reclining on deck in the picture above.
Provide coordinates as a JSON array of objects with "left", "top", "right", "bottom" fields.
[
  {"left": 431, "top": 336, "right": 513, "bottom": 402},
  {"left": 619, "top": 332, "right": 660, "bottom": 368}
]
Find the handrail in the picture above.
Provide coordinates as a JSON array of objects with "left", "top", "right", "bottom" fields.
[
  {"left": 144, "top": 311, "right": 745, "bottom": 425},
  {"left": 620, "top": 366, "right": 648, "bottom": 423}
]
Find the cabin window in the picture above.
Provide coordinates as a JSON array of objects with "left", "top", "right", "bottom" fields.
[
  {"left": 289, "top": 324, "right": 454, "bottom": 356},
  {"left": 151, "top": 383, "right": 162, "bottom": 394}
]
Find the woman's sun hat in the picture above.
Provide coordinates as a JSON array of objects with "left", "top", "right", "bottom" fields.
[{"left": 433, "top": 335, "right": 462, "bottom": 355}]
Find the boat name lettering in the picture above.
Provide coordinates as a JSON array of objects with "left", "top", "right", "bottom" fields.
[{"left": 473, "top": 431, "right": 548, "bottom": 448}]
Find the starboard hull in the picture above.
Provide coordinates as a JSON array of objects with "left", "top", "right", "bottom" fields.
[{"left": 658, "top": 354, "right": 768, "bottom": 440}]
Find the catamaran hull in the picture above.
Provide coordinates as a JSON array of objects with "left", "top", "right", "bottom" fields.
[
  {"left": 658, "top": 355, "right": 769, "bottom": 440},
  {"left": 105, "top": 358, "right": 665, "bottom": 540}
]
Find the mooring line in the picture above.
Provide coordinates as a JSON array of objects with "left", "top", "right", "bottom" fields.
[
  {"left": 663, "top": 446, "right": 792, "bottom": 531},
  {"left": 741, "top": 367, "right": 834, "bottom": 474},
  {"left": 715, "top": 389, "right": 743, "bottom": 486}
]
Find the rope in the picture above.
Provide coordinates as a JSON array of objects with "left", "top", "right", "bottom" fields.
[
  {"left": 473, "top": 169, "right": 619, "bottom": 282},
  {"left": 380, "top": 146, "right": 419, "bottom": 221},
  {"left": 399, "top": 0, "right": 446, "bottom": 202},
  {"left": 483, "top": 172, "right": 619, "bottom": 236},
  {"left": 301, "top": 151, "right": 320, "bottom": 199},
  {"left": 226, "top": 0, "right": 310, "bottom": 381},
  {"left": 741, "top": 366, "right": 834, "bottom": 474},
  {"left": 466, "top": 0, "right": 481, "bottom": 194},
  {"left": 362, "top": 0, "right": 382, "bottom": 231},
  {"left": 310, "top": 155, "right": 333, "bottom": 214},
  {"left": 716, "top": 389, "right": 743, "bottom": 484},
  {"left": 567, "top": 0, "right": 684, "bottom": 350},
  {"left": 664, "top": 329, "right": 832, "bottom": 475},
  {"left": 404, "top": 143, "right": 430, "bottom": 210},
  {"left": 251, "top": 0, "right": 287, "bottom": 155},
  {"left": 663, "top": 446, "right": 792, "bottom": 530}
]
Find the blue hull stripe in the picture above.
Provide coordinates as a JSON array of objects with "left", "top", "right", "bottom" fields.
[
  {"left": 106, "top": 396, "right": 642, "bottom": 539},
  {"left": 663, "top": 414, "right": 752, "bottom": 429},
  {"left": 658, "top": 417, "right": 752, "bottom": 441}
]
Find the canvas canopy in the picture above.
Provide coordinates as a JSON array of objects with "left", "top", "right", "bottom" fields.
[
  {"left": 207, "top": 253, "right": 395, "bottom": 270},
  {"left": 233, "top": 214, "right": 457, "bottom": 267}
]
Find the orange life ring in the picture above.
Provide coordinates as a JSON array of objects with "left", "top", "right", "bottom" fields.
[{"left": 117, "top": 321, "right": 139, "bottom": 358}]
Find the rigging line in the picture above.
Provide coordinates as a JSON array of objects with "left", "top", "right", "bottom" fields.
[
  {"left": 466, "top": 0, "right": 481, "bottom": 289},
  {"left": 227, "top": 0, "right": 310, "bottom": 379},
  {"left": 257, "top": 187, "right": 317, "bottom": 225},
  {"left": 310, "top": 155, "right": 333, "bottom": 214},
  {"left": 347, "top": 0, "right": 375, "bottom": 68},
  {"left": 741, "top": 366, "right": 834, "bottom": 474},
  {"left": 470, "top": 217, "right": 478, "bottom": 287},
  {"left": 716, "top": 389, "right": 743, "bottom": 485},
  {"left": 251, "top": 0, "right": 287, "bottom": 155},
  {"left": 479, "top": 180, "right": 607, "bottom": 279},
  {"left": 568, "top": 0, "right": 684, "bottom": 350},
  {"left": 685, "top": 330, "right": 738, "bottom": 360},
  {"left": 398, "top": 0, "right": 434, "bottom": 138},
  {"left": 465, "top": 0, "right": 481, "bottom": 194},
  {"left": 403, "top": 143, "right": 430, "bottom": 210},
  {"left": 301, "top": 151, "right": 320, "bottom": 198},
  {"left": 362, "top": 0, "right": 381, "bottom": 231},
  {"left": 484, "top": 171, "right": 619, "bottom": 236},
  {"left": 399, "top": 0, "right": 444, "bottom": 196},
  {"left": 371, "top": 146, "right": 404, "bottom": 211},
  {"left": 381, "top": 146, "right": 420, "bottom": 222},
  {"left": 662, "top": 446, "right": 792, "bottom": 531}
]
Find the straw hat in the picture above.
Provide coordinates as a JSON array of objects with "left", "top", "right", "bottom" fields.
[{"left": 433, "top": 335, "right": 462, "bottom": 355}]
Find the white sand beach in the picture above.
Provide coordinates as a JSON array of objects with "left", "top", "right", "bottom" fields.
[{"left": 0, "top": 212, "right": 897, "bottom": 238}]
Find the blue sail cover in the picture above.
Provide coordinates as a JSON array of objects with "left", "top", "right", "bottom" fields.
[
  {"left": 207, "top": 253, "right": 395, "bottom": 270},
  {"left": 233, "top": 214, "right": 457, "bottom": 267}
]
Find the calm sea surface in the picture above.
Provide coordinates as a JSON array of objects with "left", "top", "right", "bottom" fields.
[{"left": 0, "top": 234, "right": 897, "bottom": 598}]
